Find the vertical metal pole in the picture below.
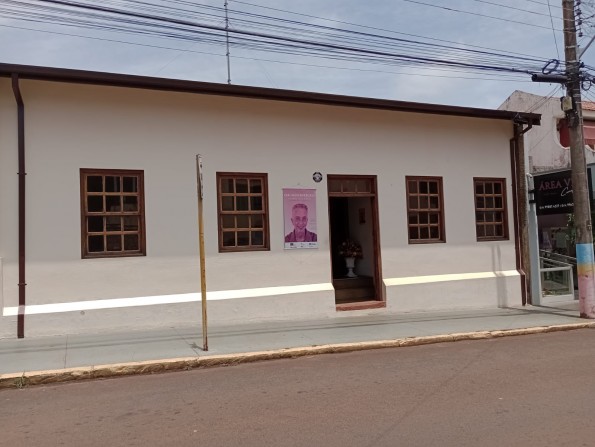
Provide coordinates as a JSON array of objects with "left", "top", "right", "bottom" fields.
[
  {"left": 12, "top": 74, "right": 26, "bottom": 338},
  {"left": 562, "top": 0, "right": 595, "bottom": 318},
  {"left": 225, "top": 0, "right": 231, "bottom": 85},
  {"left": 196, "top": 155, "right": 208, "bottom": 350},
  {"left": 527, "top": 174, "right": 542, "bottom": 306}
]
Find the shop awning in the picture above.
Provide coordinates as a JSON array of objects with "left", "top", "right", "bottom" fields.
[{"left": 559, "top": 119, "right": 595, "bottom": 146}]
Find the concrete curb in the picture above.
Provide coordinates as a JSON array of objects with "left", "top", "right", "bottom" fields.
[{"left": 2, "top": 322, "right": 594, "bottom": 390}]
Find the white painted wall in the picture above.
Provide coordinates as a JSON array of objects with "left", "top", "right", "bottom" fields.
[{"left": 0, "top": 78, "right": 521, "bottom": 337}]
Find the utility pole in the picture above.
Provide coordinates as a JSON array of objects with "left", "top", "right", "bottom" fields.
[{"left": 563, "top": 0, "right": 595, "bottom": 318}]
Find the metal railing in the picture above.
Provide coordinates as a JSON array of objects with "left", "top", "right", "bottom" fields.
[{"left": 539, "top": 250, "right": 576, "bottom": 298}]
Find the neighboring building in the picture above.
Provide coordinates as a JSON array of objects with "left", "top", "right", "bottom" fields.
[
  {"left": 500, "top": 91, "right": 595, "bottom": 259},
  {"left": 0, "top": 64, "right": 540, "bottom": 338},
  {"left": 499, "top": 90, "right": 595, "bottom": 173}
]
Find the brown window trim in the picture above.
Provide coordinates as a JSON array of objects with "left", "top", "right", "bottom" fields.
[
  {"left": 217, "top": 172, "right": 270, "bottom": 252},
  {"left": 80, "top": 168, "right": 146, "bottom": 259},
  {"left": 474, "top": 177, "right": 509, "bottom": 242},
  {"left": 406, "top": 176, "right": 445, "bottom": 244}
]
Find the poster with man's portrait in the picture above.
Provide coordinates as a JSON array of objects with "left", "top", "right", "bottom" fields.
[{"left": 283, "top": 188, "right": 318, "bottom": 249}]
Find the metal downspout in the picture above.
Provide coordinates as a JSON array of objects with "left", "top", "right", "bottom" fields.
[
  {"left": 11, "top": 74, "right": 25, "bottom": 338},
  {"left": 510, "top": 121, "right": 533, "bottom": 306}
]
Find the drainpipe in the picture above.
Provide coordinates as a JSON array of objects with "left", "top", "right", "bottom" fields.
[
  {"left": 11, "top": 74, "right": 25, "bottom": 338},
  {"left": 510, "top": 120, "right": 533, "bottom": 306}
]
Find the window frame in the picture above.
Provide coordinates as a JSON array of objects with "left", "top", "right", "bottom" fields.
[
  {"left": 406, "top": 176, "right": 446, "bottom": 244},
  {"left": 80, "top": 168, "right": 146, "bottom": 259},
  {"left": 473, "top": 177, "right": 509, "bottom": 242},
  {"left": 216, "top": 172, "right": 270, "bottom": 253}
]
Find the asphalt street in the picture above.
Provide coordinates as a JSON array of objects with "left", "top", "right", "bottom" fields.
[{"left": 3, "top": 329, "right": 595, "bottom": 446}]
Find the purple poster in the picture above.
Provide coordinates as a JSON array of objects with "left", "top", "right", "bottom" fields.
[{"left": 283, "top": 188, "right": 318, "bottom": 249}]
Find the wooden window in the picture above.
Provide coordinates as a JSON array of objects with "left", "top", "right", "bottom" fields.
[
  {"left": 474, "top": 178, "right": 508, "bottom": 241},
  {"left": 406, "top": 176, "right": 445, "bottom": 243},
  {"left": 80, "top": 169, "right": 145, "bottom": 258},
  {"left": 217, "top": 172, "right": 269, "bottom": 252}
]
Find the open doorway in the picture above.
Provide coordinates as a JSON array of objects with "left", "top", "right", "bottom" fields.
[{"left": 327, "top": 175, "right": 383, "bottom": 310}]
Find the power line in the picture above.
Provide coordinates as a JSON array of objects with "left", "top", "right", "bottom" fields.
[
  {"left": 547, "top": 0, "right": 562, "bottom": 59},
  {"left": 462, "top": 0, "right": 562, "bottom": 20},
  {"left": 0, "top": 0, "right": 556, "bottom": 76},
  {"left": 399, "top": 0, "right": 563, "bottom": 31}
]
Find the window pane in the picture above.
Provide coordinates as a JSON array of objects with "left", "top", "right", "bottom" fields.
[
  {"left": 495, "top": 197, "right": 503, "bottom": 209},
  {"left": 88, "top": 216, "right": 103, "bottom": 232},
  {"left": 429, "top": 182, "right": 438, "bottom": 194},
  {"left": 475, "top": 182, "right": 484, "bottom": 195},
  {"left": 237, "top": 215, "right": 249, "bottom": 229},
  {"left": 430, "top": 226, "right": 439, "bottom": 239},
  {"left": 221, "top": 178, "right": 234, "bottom": 193},
  {"left": 409, "top": 227, "right": 419, "bottom": 240},
  {"left": 123, "top": 176, "right": 138, "bottom": 193},
  {"left": 237, "top": 231, "right": 250, "bottom": 246},
  {"left": 222, "top": 196, "right": 234, "bottom": 211},
  {"left": 419, "top": 196, "right": 429, "bottom": 209},
  {"left": 236, "top": 196, "right": 249, "bottom": 211},
  {"left": 250, "top": 196, "right": 263, "bottom": 211},
  {"left": 496, "top": 225, "right": 504, "bottom": 236},
  {"left": 485, "top": 183, "right": 493, "bottom": 194},
  {"left": 485, "top": 197, "right": 494, "bottom": 209},
  {"left": 420, "top": 227, "right": 429, "bottom": 239},
  {"left": 252, "top": 231, "right": 264, "bottom": 246},
  {"left": 408, "top": 214, "right": 418, "bottom": 225},
  {"left": 106, "top": 235, "right": 122, "bottom": 251},
  {"left": 87, "top": 176, "right": 103, "bottom": 192},
  {"left": 88, "top": 196, "right": 104, "bottom": 212},
  {"left": 494, "top": 182, "right": 502, "bottom": 194},
  {"left": 222, "top": 215, "right": 235, "bottom": 229},
  {"left": 105, "top": 176, "right": 121, "bottom": 193},
  {"left": 123, "top": 196, "right": 138, "bottom": 212},
  {"left": 123, "top": 216, "right": 139, "bottom": 231},
  {"left": 477, "top": 225, "right": 485, "bottom": 237},
  {"left": 106, "top": 216, "right": 122, "bottom": 232},
  {"left": 106, "top": 196, "right": 121, "bottom": 212},
  {"left": 429, "top": 196, "right": 439, "bottom": 209},
  {"left": 250, "top": 179, "right": 262, "bottom": 193},
  {"left": 429, "top": 213, "right": 439, "bottom": 224},
  {"left": 476, "top": 197, "right": 485, "bottom": 209},
  {"left": 222, "top": 232, "right": 236, "bottom": 247},
  {"left": 408, "top": 196, "right": 418, "bottom": 210},
  {"left": 419, "top": 213, "right": 429, "bottom": 224},
  {"left": 236, "top": 179, "right": 249, "bottom": 193},
  {"left": 420, "top": 182, "right": 429, "bottom": 194},
  {"left": 476, "top": 212, "right": 485, "bottom": 223},
  {"left": 408, "top": 181, "right": 418, "bottom": 193},
  {"left": 124, "top": 234, "right": 139, "bottom": 251},
  {"left": 88, "top": 235, "right": 104, "bottom": 252},
  {"left": 485, "top": 225, "right": 495, "bottom": 237},
  {"left": 251, "top": 214, "right": 263, "bottom": 228}
]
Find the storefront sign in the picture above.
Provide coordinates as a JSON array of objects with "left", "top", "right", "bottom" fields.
[{"left": 534, "top": 170, "right": 573, "bottom": 215}]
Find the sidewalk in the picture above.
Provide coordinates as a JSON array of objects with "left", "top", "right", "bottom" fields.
[{"left": 1, "top": 301, "right": 592, "bottom": 387}]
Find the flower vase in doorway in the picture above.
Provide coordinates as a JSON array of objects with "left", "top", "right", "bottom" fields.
[{"left": 338, "top": 239, "right": 363, "bottom": 278}]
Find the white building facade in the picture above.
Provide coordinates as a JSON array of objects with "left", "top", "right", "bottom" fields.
[{"left": 0, "top": 65, "right": 539, "bottom": 338}]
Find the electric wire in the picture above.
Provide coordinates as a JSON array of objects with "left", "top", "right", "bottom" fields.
[{"left": 0, "top": 0, "right": 564, "bottom": 78}]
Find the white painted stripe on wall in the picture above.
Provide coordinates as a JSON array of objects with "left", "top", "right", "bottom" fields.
[
  {"left": 2, "top": 270, "right": 519, "bottom": 316},
  {"left": 3, "top": 283, "right": 334, "bottom": 316},
  {"left": 384, "top": 270, "right": 519, "bottom": 286}
]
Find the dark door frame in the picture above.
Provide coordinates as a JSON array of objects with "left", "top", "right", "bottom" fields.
[{"left": 327, "top": 174, "right": 383, "bottom": 303}]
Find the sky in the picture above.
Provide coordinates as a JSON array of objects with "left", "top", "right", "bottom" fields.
[{"left": 2, "top": 0, "right": 595, "bottom": 109}]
